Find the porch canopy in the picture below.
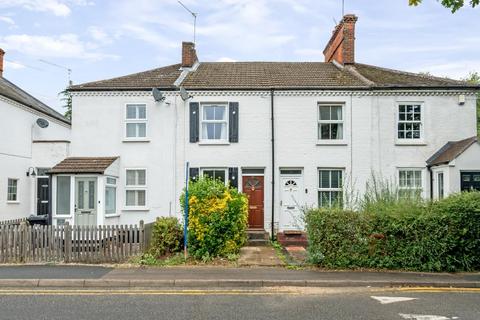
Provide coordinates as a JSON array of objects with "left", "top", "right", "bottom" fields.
[{"left": 49, "top": 157, "right": 119, "bottom": 174}]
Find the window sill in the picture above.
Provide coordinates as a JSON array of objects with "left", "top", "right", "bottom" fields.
[
  {"left": 316, "top": 140, "right": 348, "bottom": 146},
  {"left": 53, "top": 215, "right": 72, "bottom": 219},
  {"left": 395, "top": 140, "right": 427, "bottom": 146},
  {"left": 122, "top": 207, "right": 149, "bottom": 212},
  {"left": 6, "top": 201, "right": 20, "bottom": 204},
  {"left": 123, "top": 139, "right": 150, "bottom": 143},
  {"left": 198, "top": 141, "right": 230, "bottom": 146},
  {"left": 105, "top": 214, "right": 120, "bottom": 218}
]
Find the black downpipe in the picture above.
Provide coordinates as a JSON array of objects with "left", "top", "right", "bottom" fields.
[
  {"left": 428, "top": 166, "right": 433, "bottom": 200},
  {"left": 270, "top": 89, "right": 275, "bottom": 241}
]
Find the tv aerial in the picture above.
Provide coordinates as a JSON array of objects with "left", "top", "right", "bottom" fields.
[
  {"left": 152, "top": 88, "right": 166, "bottom": 102},
  {"left": 179, "top": 87, "right": 193, "bottom": 101},
  {"left": 178, "top": 1, "right": 197, "bottom": 44}
]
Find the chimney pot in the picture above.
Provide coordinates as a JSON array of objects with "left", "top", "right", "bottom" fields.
[
  {"left": 182, "top": 41, "right": 198, "bottom": 68},
  {"left": 323, "top": 14, "right": 358, "bottom": 65},
  {"left": 0, "top": 48, "right": 4, "bottom": 77}
]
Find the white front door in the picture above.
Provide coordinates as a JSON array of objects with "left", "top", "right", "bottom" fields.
[
  {"left": 74, "top": 177, "right": 97, "bottom": 226},
  {"left": 279, "top": 170, "right": 304, "bottom": 230}
]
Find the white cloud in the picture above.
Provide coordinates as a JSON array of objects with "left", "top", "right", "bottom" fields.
[
  {"left": 216, "top": 57, "right": 236, "bottom": 62},
  {"left": 0, "top": 0, "right": 71, "bottom": 16},
  {"left": 0, "top": 34, "right": 119, "bottom": 60},
  {"left": 4, "top": 60, "right": 26, "bottom": 69},
  {"left": 87, "top": 26, "right": 112, "bottom": 45},
  {"left": 0, "top": 16, "right": 15, "bottom": 25}
]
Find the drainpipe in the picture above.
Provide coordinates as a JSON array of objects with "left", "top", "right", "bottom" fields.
[
  {"left": 428, "top": 165, "right": 434, "bottom": 200},
  {"left": 270, "top": 89, "right": 275, "bottom": 241}
]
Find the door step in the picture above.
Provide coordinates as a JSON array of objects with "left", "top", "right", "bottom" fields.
[{"left": 247, "top": 230, "right": 270, "bottom": 246}]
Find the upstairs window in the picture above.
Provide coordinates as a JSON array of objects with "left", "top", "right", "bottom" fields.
[
  {"left": 7, "top": 178, "right": 18, "bottom": 202},
  {"left": 398, "top": 104, "right": 422, "bottom": 140},
  {"left": 318, "top": 105, "right": 344, "bottom": 140},
  {"left": 125, "top": 169, "right": 146, "bottom": 207},
  {"left": 201, "top": 104, "right": 228, "bottom": 141},
  {"left": 125, "top": 104, "right": 147, "bottom": 139}
]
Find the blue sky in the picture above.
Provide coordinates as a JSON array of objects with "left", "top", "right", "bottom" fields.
[{"left": 0, "top": 0, "right": 479, "bottom": 114}]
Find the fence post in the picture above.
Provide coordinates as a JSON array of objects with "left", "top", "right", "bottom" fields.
[
  {"left": 139, "top": 220, "right": 144, "bottom": 252},
  {"left": 20, "top": 221, "right": 28, "bottom": 263},
  {"left": 64, "top": 222, "right": 71, "bottom": 263}
]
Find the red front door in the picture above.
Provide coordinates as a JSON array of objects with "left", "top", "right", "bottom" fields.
[{"left": 242, "top": 176, "right": 264, "bottom": 229}]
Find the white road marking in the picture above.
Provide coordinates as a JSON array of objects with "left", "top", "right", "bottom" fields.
[
  {"left": 399, "top": 314, "right": 458, "bottom": 320},
  {"left": 370, "top": 296, "right": 417, "bottom": 304}
]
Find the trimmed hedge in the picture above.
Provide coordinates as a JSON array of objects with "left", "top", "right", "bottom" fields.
[
  {"left": 180, "top": 177, "right": 248, "bottom": 260},
  {"left": 305, "top": 192, "right": 480, "bottom": 272}
]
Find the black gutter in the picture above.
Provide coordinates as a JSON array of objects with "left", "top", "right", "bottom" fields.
[{"left": 270, "top": 88, "right": 275, "bottom": 241}]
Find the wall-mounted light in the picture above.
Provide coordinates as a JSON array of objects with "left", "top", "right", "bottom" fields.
[
  {"left": 26, "top": 167, "right": 37, "bottom": 177},
  {"left": 459, "top": 94, "right": 466, "bottom": 106}
]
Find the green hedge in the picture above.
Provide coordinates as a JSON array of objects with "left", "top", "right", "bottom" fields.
[
  {"left": 305, "top": 192, "right": 480, "bottom": 271},
  {"left": 148, "top": 217, "right": 183, "bottom": 258}
]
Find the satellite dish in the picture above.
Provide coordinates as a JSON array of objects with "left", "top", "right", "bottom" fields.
[
  {"left": 152, "top": 88, "right": 165, "bottom": 102},
  {"left": 179, "top": 87, "right": 192, "bottom": 101},
  {"left": 36, "top": 118, "right": 49, "bottom": 128}
]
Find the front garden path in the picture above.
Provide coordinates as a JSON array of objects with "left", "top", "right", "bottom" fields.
[{"left": 238, "top": 246, "right": 284, "bottom": 267}]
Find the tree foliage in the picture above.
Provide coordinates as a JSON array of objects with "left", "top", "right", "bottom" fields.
[
  {"left": 462, "top": 72, "right": 480, "bottom": 136},
  {"left": 59, "top": 88, "right": 72, "bottom": 120},
  {"left": 409, "top": 0, "right": 479, "bottom": 12}
]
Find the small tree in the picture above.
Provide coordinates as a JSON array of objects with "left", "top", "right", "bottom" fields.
[{"left": 59, "top": 88, "right": 72, "bottom": 120}]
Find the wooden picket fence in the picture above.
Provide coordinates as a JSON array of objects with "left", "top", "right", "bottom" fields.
[
  {"left": 0, "top": 221, "right": 145, "bottom": 263},
  {"left": 0, "top": 218, "right": 28, "bottom": 226}
]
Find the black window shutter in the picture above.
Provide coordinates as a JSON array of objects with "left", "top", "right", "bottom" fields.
[
  {"left": 229, "top": 102, "right": 239, "bottom": 143},
  {"left": 189, "top": 167, "right": 199, "bottom": 182},
  {"left": 228, "top": 167, "right": 238, "bottom": 189},
  {"left": 189, "top": 102, "right": 199, "bottom": 143}
]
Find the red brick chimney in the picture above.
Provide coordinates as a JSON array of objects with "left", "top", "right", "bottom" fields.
[
  {"left": 182, "top": 41, "right": 198, "bottom": 68},
  {"left": 0, "top": 48, "right": 5, "bottom": 77},
  {"left": 323, "top": 14, "right": 358, "bottom": 65}
]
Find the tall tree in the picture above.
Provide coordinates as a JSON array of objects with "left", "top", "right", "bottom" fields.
[
  {"left": 409, "top": 0, "right": 479, "bottom": 12},
  {"left": 59, "top": 88, "right": 72, "bottom": 120},
  {"left": 462, "top": 72, "right": 480, "bottom": 136}
]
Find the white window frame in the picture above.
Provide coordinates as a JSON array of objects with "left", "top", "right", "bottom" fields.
[
  {"left": 398, "top": 168, "right": 424, "bottom": 196},
  {"left": 199, "top": 103, "right": 229, "bottom": 144},
  {"left": 200, "top": 168, "right": 228, "bottom": 185},
  {"left": 124, "top": 103, "right": 148, "bottom": 140},
  {"left": 105, "top": 177, "right": 117, "bottom": 216},
  {"left": 7, "top": 178, "right": 19, "bottom": 203},
  {"left": 317, "top": 103, "right": 345, "bottom": 144},
  {"left": 124, "top": 168, "right": 147, "bottom": 210},
  {"left": 317, "top": 169, "right": 344, "bottom": 208},
  {"left": 396, "top": 102, "right": 425, "bottom": 144}
]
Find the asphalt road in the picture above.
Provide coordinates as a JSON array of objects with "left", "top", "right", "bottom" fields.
[{"left": 0, "top": 288, "right": 477, "bottom": 320}]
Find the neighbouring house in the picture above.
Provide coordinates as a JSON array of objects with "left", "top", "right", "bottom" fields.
[
  {"left": 0, "top": 49, "right": 71, "bottom": 222},
  {"left": 48, "top": 15, "right": 479, "bottom": 237}
]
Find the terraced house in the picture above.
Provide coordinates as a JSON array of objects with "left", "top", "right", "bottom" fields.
[{"left": 47, "top": 15, "right": 479, "bottom": 237}]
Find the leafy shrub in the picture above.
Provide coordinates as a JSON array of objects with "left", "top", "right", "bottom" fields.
[
  {"left": 149, "top": 217, "right": 183, "bottom": 258},
  {"left": 306, "top": 191, "right": 480, "bottom": 272},
  {"left": 180, "top": 177, "right": 248, "bottom": 260}
]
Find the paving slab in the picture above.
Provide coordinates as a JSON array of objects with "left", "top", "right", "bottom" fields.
[
  {"left": 238, "top": 246, "right": 284, "bottom": 266},
  {"left": 0, "top": 265, "right": 112, "bottom": 279}
]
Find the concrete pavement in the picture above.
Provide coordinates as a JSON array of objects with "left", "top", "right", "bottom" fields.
[{"left": 0, "top": 265, "right": 479, "bottom": 288}]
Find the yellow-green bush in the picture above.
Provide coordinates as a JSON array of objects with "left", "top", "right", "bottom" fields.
[{"left": 180, "top": 177, "right": 248, "bottom": 260}]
